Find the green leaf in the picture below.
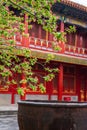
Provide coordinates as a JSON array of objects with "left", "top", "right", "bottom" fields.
[
  {"left": 39, "top": 83, "right": 46, "bottom": 93},
  {"left": 17, "top": 87, "right": 25, "bottom": 96}
]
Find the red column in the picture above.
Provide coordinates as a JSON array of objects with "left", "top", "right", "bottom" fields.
[
  {"left": 20, "top": 74, "right": 26, "bottom": 100},
  {"left": 84, "top": 77, "right": 87, "bottom": 101},
  {"left": 85, "top": 78, "right": 87, "bottom": 101},
  {"left": 9, "top": 76, "right": 15, "bottom": 104},
  {"left": 58, "top": 63, "right": 63, "bottom": 101},
  {"left": 22, "top": 14, "right": 29, "bottom": 47},
  {"left": 60, "top": 21, "right": 65, "bottom": 53},
  {"left": 80, "top": 36, "right": 83, "bottom": 48},
  {"left": 76, "top": 68, "right": 81, "bottom": 101},
  {"left": 46, "top": 81, "right": 52, "bottom": 100},
  {"left": 11, "top": 93, "right": 15, "bottom": 104},
  {"left": 24, "top": 14, "right": 28, "bottom": 34},
  {"left": 60, "top": 21, "right": 64, "bottom": 32},
  {"left": 38, "top": 25, "right": 41, "bottom": 38}
]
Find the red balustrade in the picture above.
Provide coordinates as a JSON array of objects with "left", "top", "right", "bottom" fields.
[
  {"left": 65, "top": 44, "right": 87, "bottom": 58},
  {"left": 14, "top": 34, "right": 87, "bottom": 58}
]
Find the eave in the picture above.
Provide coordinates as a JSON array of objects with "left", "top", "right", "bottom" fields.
[{"left": 52, "top": 0, "right": 87, "bottom": 22}]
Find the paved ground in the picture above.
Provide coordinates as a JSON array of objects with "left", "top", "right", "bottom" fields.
[
  {"left": 0, "top": 114, "right": 19, "bottom": 130},
  {"left": 0, "top": 105, "right": 19, "bottom": 130},
  {"left": 0, "top": 105, "right": 18, "bottom": 111}
]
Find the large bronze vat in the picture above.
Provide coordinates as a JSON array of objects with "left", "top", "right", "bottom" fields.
[{"left": 18, "top": 100, "right": 87, "bottom": 130}]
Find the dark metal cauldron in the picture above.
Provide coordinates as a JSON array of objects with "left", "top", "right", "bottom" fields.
[{"left": 18, "top": 100, "right": 87, "bottom": 130}]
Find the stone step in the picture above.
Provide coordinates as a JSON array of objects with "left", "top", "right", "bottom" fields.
[{"left": 0, "top": 105, "right": 18, "bottom": 115}]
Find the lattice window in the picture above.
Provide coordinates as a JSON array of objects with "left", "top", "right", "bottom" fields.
[
  {"left": 63, "top": 75, "right": 75, "bottom": 93},
  {"left": 52, "top": 74, "right": 58, "bottom": 93},
  {"left": 63, "top": 66, "right": 75, "bottom": 93}
]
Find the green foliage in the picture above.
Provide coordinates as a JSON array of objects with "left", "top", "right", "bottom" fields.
[
  {"left": 45, "top": 67, "right": 59, "bottom": 73},
  {"left": 39, "top": 83, "right": 46, "bottom": 93},
  {"left": 44, "top": 73, "right": 55, "bottom": 81},
  {"left": 11, "top": 79, "right": 17, "bottom": 85},
  {"left": 65, "top": 26, "right": 76, "bottom": 34},
  {"left": 52, "top": 42, "right": 62, "bottom": 51},
  {"left": 29, "top": 58, "right": 37, "bottom": 66},
  {"left": 17, "top": 87, "right": 25, "bottom": 96},
  {"left": 0, "top": 65, "right": 4, "bottom": 71},
  {"left": 29, "top": 84, "right": 37, "bottom": 91},
  {"left": 46, "top": 53, "right": 55, "bottom": 63},
  {"left": 27, "top": 76, "right": 38, "bottom": 84}
]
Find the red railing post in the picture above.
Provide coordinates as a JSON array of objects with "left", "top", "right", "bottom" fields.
[
  {"left": 20, "top": 74, "right": 26, "bottom": 100},
  {"left": 60, "top": 21, "right": 65, "bottom": 53},
  {"left": 11, "top": 93, "right": 15, "bottom": 104},
  {"left": 58, "top": 63, "right": 63, "bottom": 101},
  {"left": 22, "top": 14, "right": 29, "bottom": 47}
]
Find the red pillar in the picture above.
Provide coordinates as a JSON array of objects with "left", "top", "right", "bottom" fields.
[
  {"left": 46, "top": 81, "right": 52, "bottom": 100},
  {"left": 20, "top": 74, "right": 26, "bottom": 100},
  {"left": 24, "top": 14, "right": 28, "bottom": 34},
  {"left": 39, "top": 25, "right": 41, "bottom": 38},
  {"left": 60, "top": 21, "right": 64, "bottom": 32},
  {"left": 84, "top": 78, "right": 87, "bottom": 101},
  {"left": 60, "top": 21, "right": 65, "bottom": 53},
  {"left": 58, "top": 63, "right": 63, "bottom": 101},
  {"left": 11, "top": 93, "right": 15, "bottom": 104},
  {"left": 22, "top": 14, "right": 29, "bottom": 47},
  {"left": 76, "top": 67, "right": 81, "bottom": 101},
  {"left": 85, "top": 79, "right": 87, "bottom": 101},
  {"left": 10, "top": 77, "right": 15, "bottom": 104}
]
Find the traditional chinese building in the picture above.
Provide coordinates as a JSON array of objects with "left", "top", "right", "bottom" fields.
[{"left": 0, "top": 0, "right": 87, "bottom": 104}]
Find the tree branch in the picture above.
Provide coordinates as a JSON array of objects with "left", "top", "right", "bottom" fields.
[{"left": 8, "top": 0, "right": 35, "bottom": 16}]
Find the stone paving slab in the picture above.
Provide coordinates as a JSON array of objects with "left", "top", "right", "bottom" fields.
[
  {"left": 0, "top": 105, "right": 19, "bottom": 130},
  {"left": 0, "top": 105, "right": 18, "bottom": 115},
  {"left": 0, "top": 115, "right": 19, "bottom": 130},
  {"left": 0, "top": 105, "right": 18, "bottom": 111}
]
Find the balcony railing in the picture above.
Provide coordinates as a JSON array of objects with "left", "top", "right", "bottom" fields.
[
  {"left": 65, "top": 44, "right": 87, "bottom": 58},
  {"left": 14, "top": 34, "right": 87, "bottom": 58},
  {"left": 29, "top": 37, "right": 54, "bottom": 51}
]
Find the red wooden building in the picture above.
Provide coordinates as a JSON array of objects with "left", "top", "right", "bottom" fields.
[{"left": 0, "top": 0, "right": 87, "bottom": 104}]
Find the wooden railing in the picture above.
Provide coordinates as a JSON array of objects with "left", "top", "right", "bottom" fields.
[
  {"left": 29, "top": 37, "right": 54, "bottom": 51},
  {"left": 14, "top": 35, "right": 55, "bottom": 51},
  {"left": 14, "top": 34, "right": 87, "bottom": 58},
  {"left": 65, "top": 44, "right": 87, "bottom": 57}
]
